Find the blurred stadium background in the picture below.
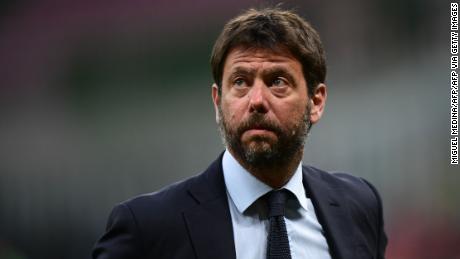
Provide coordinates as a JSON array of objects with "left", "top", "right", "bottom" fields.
[{"left": 0, "top": 0, "right": 459, "bottom": 258}]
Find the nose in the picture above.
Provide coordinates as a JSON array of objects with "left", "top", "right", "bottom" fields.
[{"left": 248, "top": 79, "right": 269, "bottom": 114}]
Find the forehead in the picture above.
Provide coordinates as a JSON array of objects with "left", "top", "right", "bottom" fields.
[{"left": 222, "top": 47, "right": 303, "bottom": 75}]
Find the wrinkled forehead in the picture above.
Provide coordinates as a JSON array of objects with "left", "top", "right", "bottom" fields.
[
  {"left": 227, "top": 44, "right": 297, "bottom": 61},
  {"left": 223, "top": 46, "right": 301, "bottom": 71}
]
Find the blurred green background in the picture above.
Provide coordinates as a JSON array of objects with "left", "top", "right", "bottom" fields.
[{"left": 0, "top": 0, "right": 459, "bottom": 258}]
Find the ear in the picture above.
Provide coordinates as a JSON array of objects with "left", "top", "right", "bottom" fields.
[
  {"left": 212, "top": 83, "right": 220, "bottom": 123},
  {"left": 309, "top": 83, "right": 327, "bottom": 124}
]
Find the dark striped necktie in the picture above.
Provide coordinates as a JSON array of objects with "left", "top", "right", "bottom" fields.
[{"left": 266, "top": 189, "right": 292, "bottom": 259}]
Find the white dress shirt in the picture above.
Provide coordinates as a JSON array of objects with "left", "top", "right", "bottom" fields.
[{"left": 222, "top": 150, "right": 331, "bottom": 259}]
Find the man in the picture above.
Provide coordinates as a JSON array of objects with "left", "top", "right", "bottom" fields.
[{"left": 92, "top": 7, "right": 387, "bottom": 259}]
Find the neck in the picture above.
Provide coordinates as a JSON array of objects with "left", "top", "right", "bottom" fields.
[{"left": 228, "top": 148, "right": 303, "bottom": 189}]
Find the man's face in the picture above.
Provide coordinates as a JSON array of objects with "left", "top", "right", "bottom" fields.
[{"left": 212, "top": 47, "right": 326, "bottom": 168}]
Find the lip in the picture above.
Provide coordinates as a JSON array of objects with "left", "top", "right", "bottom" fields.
[{"left": 245, "top": 128, "right": 274, "bottom": 134}]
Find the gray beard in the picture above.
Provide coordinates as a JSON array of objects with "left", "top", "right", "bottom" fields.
[{"left": 217, "top": 102, "right": 312, "bottom": 170}]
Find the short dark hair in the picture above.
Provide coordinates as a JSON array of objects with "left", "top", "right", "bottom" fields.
[{"left": 211, "top": 7, "right": 326, "bottom": 96}]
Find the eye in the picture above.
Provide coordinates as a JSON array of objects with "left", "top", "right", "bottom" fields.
[
  {"left": 272, "top": 77, "right": 287, "bottom": 87},
  {"left": 233, "top": 78, "right": 247, "bottom": 87}
]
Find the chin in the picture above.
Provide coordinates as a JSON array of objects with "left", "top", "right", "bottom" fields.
[
  {"left": 245, "top": 142, "right": 277, "bottom": 158},
  {"left": 246, "top": 140, "right": 274, "bottom": 152}
]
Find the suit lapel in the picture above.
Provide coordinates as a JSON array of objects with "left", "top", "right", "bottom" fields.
[
  {"left": 302, "top": 166, "right": 355, "bottom": 259},
  {"left": 183, "top": 155, "right": 236, "bottom": 259}
]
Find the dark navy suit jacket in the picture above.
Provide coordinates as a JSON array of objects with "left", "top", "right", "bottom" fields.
[{"left": 92, "top": 154, "right": 387, "bottom": 259}]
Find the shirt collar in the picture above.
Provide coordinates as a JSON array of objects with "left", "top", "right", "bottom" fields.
[{"left": 222, "top": 149, "right": 308, "bottom": 213}]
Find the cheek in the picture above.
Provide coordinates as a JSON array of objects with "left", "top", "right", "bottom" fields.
[
  {"left": 222, "top": 98, "right": 247, "bottom": 121},
  {"left": 274, "top": 100, "right": 307, "bottom": 124}
]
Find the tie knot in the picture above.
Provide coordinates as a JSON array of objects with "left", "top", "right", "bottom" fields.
[{"left": 267, "top": 189, "right": 289, "bottom": 217}]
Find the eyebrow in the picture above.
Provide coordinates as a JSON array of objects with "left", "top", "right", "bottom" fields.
[
  {"left": 229, "top": 66, "right": 294, "bottom": 77},
  {"left": 228, "top": 67, "right": 257, "bottom": 78},
  {"left": 227, "top": 65, "right": 299, "bottom": 86}
]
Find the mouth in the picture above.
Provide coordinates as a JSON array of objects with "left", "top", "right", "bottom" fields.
[
  {"left": 246, "top": 128, "right": 272, "bottom": 133},
  {"left": 238, "top": 120, "right": 280, "bottom": 138},
  {"left": 244, "top": 127, "right": 276, "bottom": 137},
  {"left": 245, "top": 124, "right": 271, "bottom": 131}
]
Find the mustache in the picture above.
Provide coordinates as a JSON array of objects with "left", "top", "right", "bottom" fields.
[{"left": 236, "top": 114, "right": 282, "bottom": 135}]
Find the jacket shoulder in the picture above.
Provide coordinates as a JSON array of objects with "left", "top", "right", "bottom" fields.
[
  {"left": 303, "top": 165, "right": 382, "bottom": 207},
  {"left": 120, "top": 172, "right": 203, "bottom": 223},
  {"left": 95, "top": 172, "right": 206, "bottom": 258}
]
